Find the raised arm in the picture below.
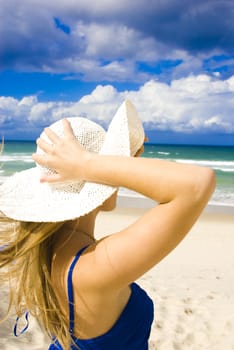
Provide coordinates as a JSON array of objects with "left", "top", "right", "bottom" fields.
[{"left": 33, "top": 119, "right": 216, "bottom": 289}]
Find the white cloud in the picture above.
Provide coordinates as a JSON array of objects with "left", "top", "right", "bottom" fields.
[
  {"left": 0, "top": 74, "right": 234, "bottom": 138},
  {"left": 75, "top": 21, "right": 160, "bottom": 62},
  {"left": 2, "top": 1, "right": 233, "bottom": 82}
]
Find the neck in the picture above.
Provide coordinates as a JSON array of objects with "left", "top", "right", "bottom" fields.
[
  {"left": 54, "top": 209, "right": 99, "bottom": 249},
  {"left": 77, "top": 208, "right": 99, "bottom": 239}
]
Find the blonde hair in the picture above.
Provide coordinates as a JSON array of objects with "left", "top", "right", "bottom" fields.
[{"left": 0, "top": 214, "right": 75, "bottom": 349}]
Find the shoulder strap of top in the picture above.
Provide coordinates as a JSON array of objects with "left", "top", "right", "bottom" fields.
[
  {"left": 67, "top": 245, "right": 89, "bottom": 335},
  {"left": 13, "top": 311, "right": 30, "bottom": 337}
]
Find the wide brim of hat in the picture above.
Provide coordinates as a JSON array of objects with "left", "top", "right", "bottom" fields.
[
  {"left": 0, "top": 100, "right": 144, "bottom": 222},
  {"left": 0, "top": 167, "right": 117, "bottom": 222}
]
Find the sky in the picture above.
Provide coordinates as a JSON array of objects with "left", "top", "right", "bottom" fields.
[{"left": 0, "top": 0, "right": 234, "bottom": 145}]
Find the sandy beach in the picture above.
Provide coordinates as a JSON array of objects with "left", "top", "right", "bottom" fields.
[{"left": 0, "top": 201, "right": 234, "bottom": 349}]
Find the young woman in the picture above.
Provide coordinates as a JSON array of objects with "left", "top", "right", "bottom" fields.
[{"left": 0, "top": 101, "right": 215, "bottom": 350}]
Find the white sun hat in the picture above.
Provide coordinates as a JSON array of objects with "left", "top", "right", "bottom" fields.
[{"left": 0, "top": 100, "right": 145, "bottom": 222}]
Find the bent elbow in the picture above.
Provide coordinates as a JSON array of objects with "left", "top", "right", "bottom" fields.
[
  {"left": 194, "top": 168, "right": 216, "bottom": 206},
  {"left": 203, "top": 167, "right": 216, "bottom": 196}
]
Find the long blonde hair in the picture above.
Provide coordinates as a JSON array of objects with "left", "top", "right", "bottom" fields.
[{"left": 0, "top": 214, "right": 74, "bottom": 349}]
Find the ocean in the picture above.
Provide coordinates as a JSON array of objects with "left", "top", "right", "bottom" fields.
[{"left": 0, "top": 141, "right": 234, "bottom": 207}]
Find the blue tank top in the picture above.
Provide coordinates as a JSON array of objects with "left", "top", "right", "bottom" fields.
[{"left": 49, "top": 246, "right": 154, "bottom": 350}]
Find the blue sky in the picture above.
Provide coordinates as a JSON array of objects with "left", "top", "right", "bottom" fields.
[{"left": 0, "top": 0, "right": 234, "bottom": 145}]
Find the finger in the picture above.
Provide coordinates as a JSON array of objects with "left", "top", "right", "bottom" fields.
[
  {"left": 44, "top": 127, "right": 60, "bottom": 143},
  {"left": 32, "top": 152, "right": 48, "bottom": 166},
  {"left": 36, "top": 138, "right": 54, "bottom": 153},
  {"left": 62, "top": 119, "right": 75, "bottom": 138},
  {"left": 40, "top": 173, "right": 63, "bottom": 183}
]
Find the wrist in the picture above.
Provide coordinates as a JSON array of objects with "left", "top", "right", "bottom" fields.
[{"left": 81, "top": 151, "right": 98, "bottom": 182}]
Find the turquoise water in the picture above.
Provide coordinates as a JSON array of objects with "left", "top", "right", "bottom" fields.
[
  {"left": 144, "top": 144, "right": 234, "bottom": 205},
  {"left": 0, "top": 141, "right": 36, "bottom": 176},
  {"left": 1, "top": 141, "right": 234, "bottom": 205}
]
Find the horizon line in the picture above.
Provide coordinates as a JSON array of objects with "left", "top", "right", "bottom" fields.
[{"left": 3, "top": 139, "right": 234, "bottom": 147}]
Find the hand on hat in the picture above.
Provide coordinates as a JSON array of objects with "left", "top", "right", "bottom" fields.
[{"left": 32, "top": 119, "right": 91, "bottom": 183}]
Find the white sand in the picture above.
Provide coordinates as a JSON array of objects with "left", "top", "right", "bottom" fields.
[{"left": 0, "top": 205, "right": 234, "bottom": 349}]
